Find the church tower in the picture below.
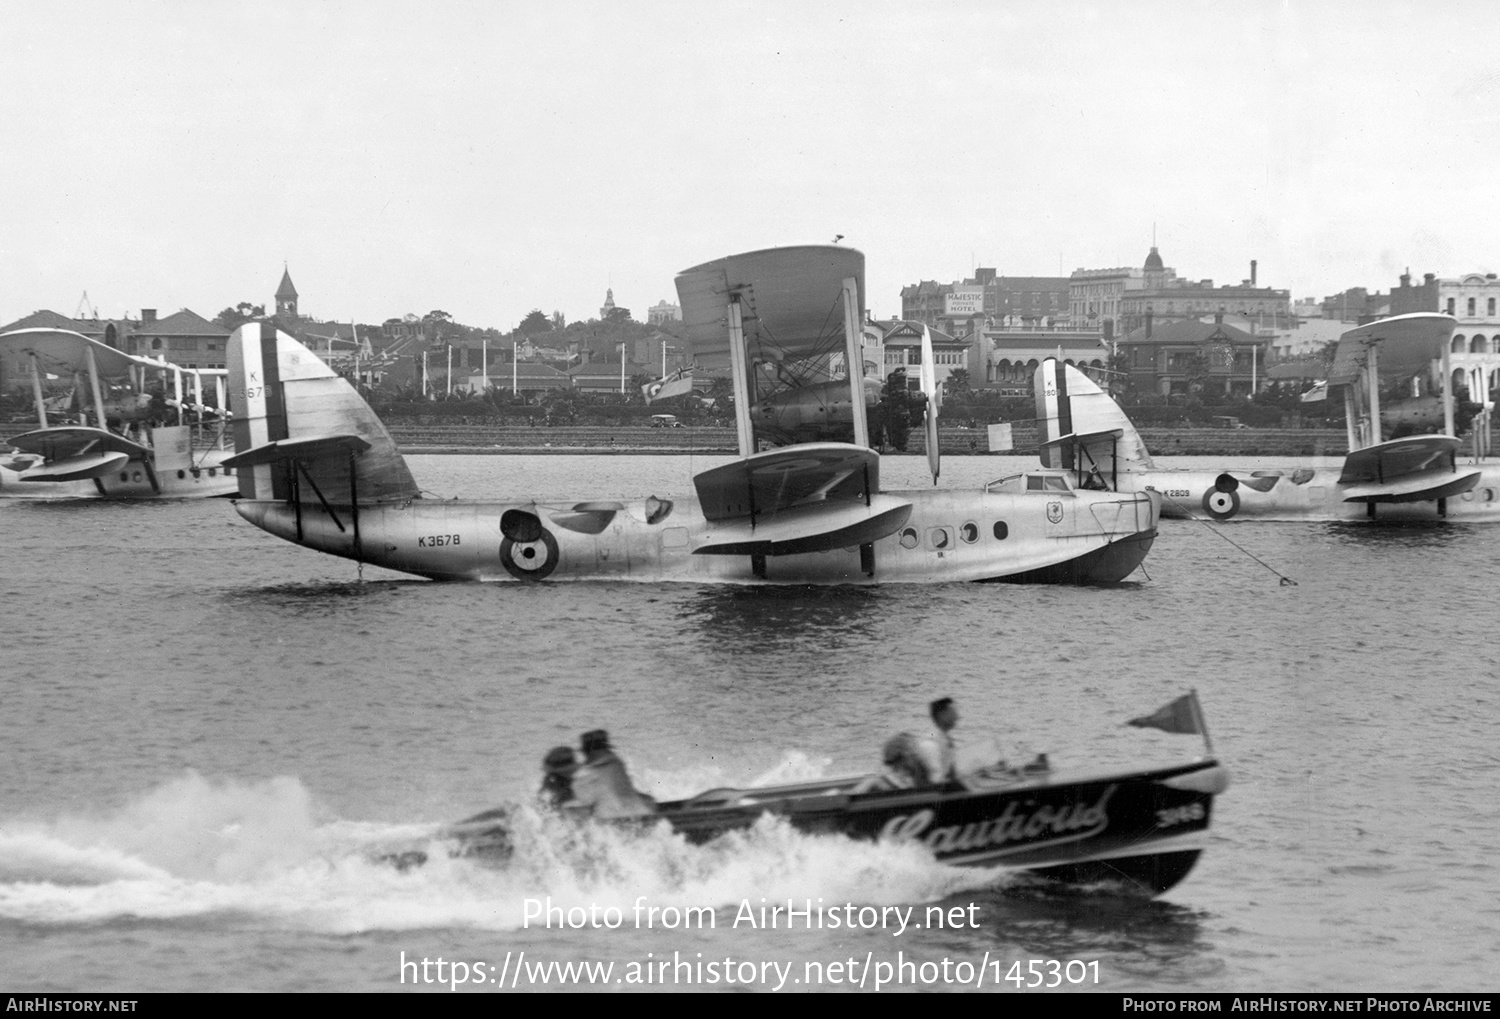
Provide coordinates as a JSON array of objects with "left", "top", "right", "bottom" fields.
[
  {"left": 600, "top": 288, "right": 616, "bottom": 319},
  {"left": 276, "top": 265, "right": 299, "bottom": 320}
]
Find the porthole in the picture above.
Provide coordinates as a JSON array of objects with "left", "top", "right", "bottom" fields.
[
  {"left": 898, "top": 527, "right": 919, "bottom": 549},
  {"left": 119, "top": 472, "right": 129, "bottom": 482},
  {"left": 959, "top": 521, "right": 979, "bottom": 543},
  {"left": 928, "top": 527, "right": 953, "bottom": 550},
  {"left": 132, "top": 471, "right": 142, "bottom": 482},
  {"left": 177, "top": 470, "right": 186, "bottom": 479},
  {"left": 1486, "top": 488, "right": 1497, "bottom": 503},
  {"left": 993, "top": 521, "right": 1009, "bottom": 540},
  {"left": 208, "top": 468, "right": 216, "bottom": 477}
]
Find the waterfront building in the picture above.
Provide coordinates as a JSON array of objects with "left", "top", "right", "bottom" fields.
[
  {"left": 979, "top": 321, "right": 1109, "bottom": 392},
  {"left": 567, "top": 356, "right": 654, "bottom": 394},
  {"left": 1118, "top": 247, "right": 1291, "bottom": 336},
  {"left": 647, "top": 299, "right": 681, "bottom": 325},
  {"left": 1069, "top": 266, "right": 1144, "bottom": 343},
  {"left": 1117, "top": 311, "right": 1268, "bottom": 397},
  {"left": 873, "top": 320, "right": 971, "bottom": 390},
  {"left": 467, "top": 362, "right": 570, "bottom": 396},
  {"left": 900, "top": 269, "right": 1070, "bottom": 335},
  {"left": 129, "top": 309, "right": 232, "bottom": 370}
]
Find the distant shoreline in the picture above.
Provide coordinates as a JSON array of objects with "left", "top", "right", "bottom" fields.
[{"left": 388, "top": 423, "right": 1362, "bottom": 457}]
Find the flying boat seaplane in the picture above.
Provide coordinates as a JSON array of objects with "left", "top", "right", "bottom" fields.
[
  {"left": 0, "top": 328, "right": 236, "bottom": 498},
  {"left": 1034, "top": 312, "right": 1500, "bottom": 521},
  {"left": 224, "top": 245, "right": 1159, "bottom": 582}
]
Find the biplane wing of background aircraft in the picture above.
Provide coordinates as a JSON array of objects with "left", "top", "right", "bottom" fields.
[
  {"left": 0, "top": 328, "right": 235, "bottom": 498},
  {"left": 225, "top": 245, "right": 1160, "bottom": 583},
  {"left": 1033, "top": 313, "right": 1500, "bottom": 521}
]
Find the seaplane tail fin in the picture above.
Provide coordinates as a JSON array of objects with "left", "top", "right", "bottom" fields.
[
  {"left": 1034, "top": 359, "right": 1155, "bottom": 472},
  {"left": 227, "top": 323, "right": 418, "bottom": 505}
]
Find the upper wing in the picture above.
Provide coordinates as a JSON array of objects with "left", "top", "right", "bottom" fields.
[
  {"left": 1328, "top": 313, "right": 1458, "bottom": 384},
  {"left": 0, "top": 328, "right": 147, "bottom": 377},
  {"left": 674, "top": 246, "right": 863, "bottom": 371}
]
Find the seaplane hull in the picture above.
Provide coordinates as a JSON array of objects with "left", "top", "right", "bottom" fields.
[
  {"left": 1122, "top": 465, "right": 1500, "bottom": 522},
  {"left": 1, "top": 430, "right": 237, "bottom": 499},
  {"left": 401, "top": 758, "right": 1228, "bottom": 898},
  {"left": 234, "top": 485, "right": 1158, "bottom": 584}
]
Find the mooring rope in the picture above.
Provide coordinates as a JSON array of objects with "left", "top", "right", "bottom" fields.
[{"left": 1158, "top": 493, "right": 1299, "bottom": 586}]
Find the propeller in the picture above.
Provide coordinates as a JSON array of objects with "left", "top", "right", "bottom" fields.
[{"left": 920, "top": 326, "right": 942, "bottom": 485}]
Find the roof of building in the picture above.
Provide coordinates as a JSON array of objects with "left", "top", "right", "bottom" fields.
[
  {"left": 1144, "top": 246, "right": 1164, "bottom": 271},
  {"left": 0, "top": 309, "right": 103, "bottom": 335},
  {"left": 1119, "top": 317, "right": 1256, "bottom": 346},
  {"left": 567, "top": 359, "right": 652, "bottom": 379},
  {"left": 135, "top": 309, "right": 229, "bottom": 337},
  {"left": 486, "top": 362, "right": 570, "bottom": 380},
  {"left": 276, "top": 268, "right": 298, "bottom": 300},
  {"left": 875, "top": 319, "right": 958, "bottom": 343}
]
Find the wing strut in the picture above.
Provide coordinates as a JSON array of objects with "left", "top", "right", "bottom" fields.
[
  {"left": 28, "top": 354, "right": 48, "bottom": 428},
  {"left": 727, "top": 295, "right": 755, "bottom": 458},
  {"left": 841, "top": 275, "right": 869, "bottom": 449}
]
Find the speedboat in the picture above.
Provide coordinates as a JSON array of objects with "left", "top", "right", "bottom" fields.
[{"left": 394, "top": 756, "right": 1229, "bottom": 897}]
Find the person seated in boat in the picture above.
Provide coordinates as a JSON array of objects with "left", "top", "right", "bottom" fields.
[
  {"left": 917, "top": 697, "right": 961, "bottom": 787},
  {"left": 539, "top": 745, "right": 579, "bottom": 808},
  {"left": 565, "top": 729, "right": 656, "bottom": 819},
  {"left": 854, "top": 732, "right": 934, "bottom": 793}
]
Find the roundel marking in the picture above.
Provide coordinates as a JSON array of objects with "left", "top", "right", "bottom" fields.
[
  {"left": 500, "top": 529, "right": 560, "bottom": 580},
  {"left": 1202, "top": 488, "right": 1241, "bottom": 520}
]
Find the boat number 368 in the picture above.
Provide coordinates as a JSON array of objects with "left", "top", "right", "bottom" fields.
[
  {"left": 417, "top": 534, "right": 461, "bottom": 547},
  {"left": 1155, "top": 802, "right": 1205, "bottom": 827}
]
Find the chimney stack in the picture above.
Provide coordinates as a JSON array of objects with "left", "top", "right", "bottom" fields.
[
  {"left": 1250, "top": 260, "right": 1257, "bottom": 287},
  {"left": 141, "top": 309, "right": 157, "bottom": 324}
]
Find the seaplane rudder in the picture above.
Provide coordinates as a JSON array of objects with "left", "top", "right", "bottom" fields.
[
  {"left": 226, "top": 322, "right": 418, "bottom": 506},
  {"left": 1035, "top": 358, "right": 1155, "bottom": 472}
]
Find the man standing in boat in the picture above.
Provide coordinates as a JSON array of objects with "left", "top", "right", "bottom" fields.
[
  {"left": 920, "top": 697, "right": 960, "bottom": 786},
  {"left": 565, "top": 729, "right": 656, "bottom": 818}
]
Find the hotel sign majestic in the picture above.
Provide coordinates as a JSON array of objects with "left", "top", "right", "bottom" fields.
[{"left": 944, "top": 286, "right": 984, "bottom": 317}]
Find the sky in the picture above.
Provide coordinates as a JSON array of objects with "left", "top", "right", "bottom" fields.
[{"left": 3, "top": 0, "right": 1499, "bottom": 332}]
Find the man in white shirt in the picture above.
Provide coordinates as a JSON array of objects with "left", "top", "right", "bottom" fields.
[{"left": 919, "top": 697, "right": 960, "bottom": 786}]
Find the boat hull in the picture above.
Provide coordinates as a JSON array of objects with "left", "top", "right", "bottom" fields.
[
  {"left": 656, "top": 759, "right": 1225, "bottom": 896},
  {"left": 427, "top": 759, "right": 1226, "bottom": 898}
]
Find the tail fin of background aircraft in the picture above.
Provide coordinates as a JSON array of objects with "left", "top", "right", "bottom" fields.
[
  {"left": 227, "top": 323, "right": 418, "bottom": 505},
  {"left": 1034, "top": 358, "right": 1155, "bottom": 473}
]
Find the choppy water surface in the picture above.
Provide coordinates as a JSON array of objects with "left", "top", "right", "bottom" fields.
[{"left": 1, "top": 454, "right": 1496, "bottom": 992}]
